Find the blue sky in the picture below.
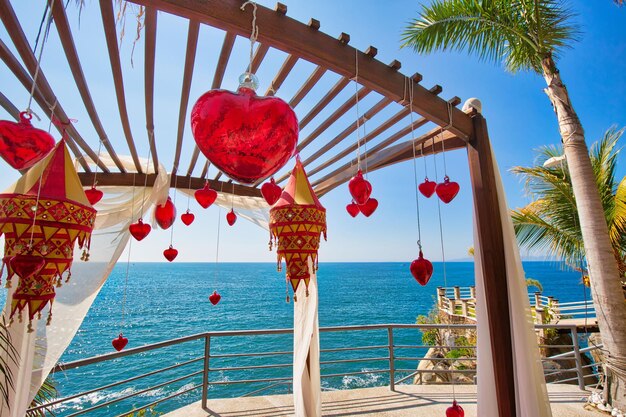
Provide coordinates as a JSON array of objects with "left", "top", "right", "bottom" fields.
[{"left": 0, "top": 0, "right": 625, "bottom": 263}]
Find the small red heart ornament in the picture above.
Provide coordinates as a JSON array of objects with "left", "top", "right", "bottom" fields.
[
  {"left": 346, "top": 202, "right": 360, "bottom": 218},
  {"left": 181, "top": 210, "right": 195, "bottom": 226},
  {"left": 436, "top": 176, "right": 460, "bottom": 204},
  {"left": 0, "top": 112, "right": 55, "bottom": 170},
  {"left": 261, "top": 177, "right": 282, "bottom": 206},
  {"left": 10, "top": 252, "right": 46, "bottom": 280},
  {"left": 410, "top": 250, "right": 433, "bottom": 286},
  {"left": 209, "top": 290, "right": 221, "bottom": 305},
  {"left": 358, "top": 198, "right": 378, "bottom": 217},
  {"left": 129, "top": 218, "right": 151, "bottom": 241},
  {"left": 446, "top": 400, "right": 464, "bottom": 417},
  {"left": 226, "top": 209, "right": 237, "bottom": 226},
  {"left": 194, "top": 182, "right": 218, "bottom": 209},
  {"left": 190, "top": 81, "right": 298, "bottom": 184},
  {"left": 163, "top": 245, "right": 178, "bottom": 262},
  {"left": 348, "top": 170, "right": 372, "bottom": 205},
  {"left": 85, "top": 186, "right": 104, "bottom": 205},
  {"left": 155, "top": 197, "right": 176, "bottom": 230},
  {"left": 112, "top": 334, "right": 128, "bottom": 352},
  {"left": 418, "top": 178, "right": 437, "bottom": 198}
]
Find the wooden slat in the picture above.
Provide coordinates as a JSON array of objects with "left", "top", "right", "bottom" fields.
[
  {"left": 467, "top": 113, "right": 517, "bottom": 417},
  {"left": 298, "top": 76, "right": 350, "bottom": 130},
  {"left": 0, "top": 14, "right": 96, "bottom": 172},
  {"left": 214, "top": 171, "right": 222, "bottom": 180},
  {"left": 0, "top": 91, "right": 20, "bottom": 120},
  {"left": 51, "top": 0, "right": 126, "bottom": 173},
  {"left": 249, "top": 43, "right": 269, "bottom": 74},
  {"left": 78, "top": 173, "right": 262, "bottom": 198},
  {"left": 99, "top": 0, "right": 143, "bottom": 172},
  {"left": 186, "top": 31, "right": 236, "bottom": 176},
  {"left": 265, "top": 54, "right": 298, "bottom": 96},
  {"left": 126, "top": 0, "right": 473, "bottom": 139},
  {"left": 172, "top": 20, "right": 200, "bottom": 175},
  {"left": 289, "top": 65, "right": 326, "bottom": 108},
  {"left": 199, "top": 160, "right": 210, "bottom": 179},
  {"left": 144, "top": 7, "right": 160, "bottom": 173}
]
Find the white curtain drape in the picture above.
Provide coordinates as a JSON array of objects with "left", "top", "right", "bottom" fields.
[
  {"left": 474, "top": 150, "right": 552, "bottom": 417},
  {"left": 292, "top": 257, "right": 322, "bottom": 417}
]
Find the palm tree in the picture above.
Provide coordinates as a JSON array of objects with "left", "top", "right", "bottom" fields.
[
  {"left": 512, "top": 128, "right": 626, "bottom": 282},
  {"left": 402, "top": 1, "right": 626, "bottom": 407}
]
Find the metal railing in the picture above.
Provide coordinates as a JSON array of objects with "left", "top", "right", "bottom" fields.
[{"left": 34, "top": 323, "right": 601, "bottom": 417}]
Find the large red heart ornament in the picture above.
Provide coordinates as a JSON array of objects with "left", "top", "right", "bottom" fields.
[
  {"left": 348, "top": 170, "right": 372, "bottom": 205},
  {"left": 209, "top": 290, "right": 221, "bottom": 305},
  {"left": 190, "top": 85, "right": 298, "bottom": 184},
  {"left": 181, "top": 210, "right": 195, "bottom": 226},
  {"left": 436, "top": 176, "right": 460, "bottom": 204},
  {"left": 112, "top": 334, "right": 128, "bottom": 352},
  {"left": 155, "top": 197, "right": 176, "bottom": 230},
  {"left": 446, "top": 400, "right": 465, "bottom": 417},
  {"left": 85, "top": 186, "right": 104, "bottom": 205},
  {"left": 129, "top": 218, "right": 151, "bottom": 241},
  {"left": 194, "top": 182, "right": 218, "bottom": 209},
  {"left": 358, "top": 198, "right": 378, "bottom": 217},
  {"left": 410, "top": 250, "right": 433, "bottom": 286},
  {"left": 0, "top": 112, "right": 55, "bottom": 170},
  {"left": 261, "top": 177, "right": 282, "bottom": 206},
  {"left": 226, "top": 209, "right": 237, "bottom": 226},
  {"left": 10, "top": 252, "right": 46, "bottom": 280},
  {"left": 418, "top": 178, "right": 436, "bottom": 198},
  {"left": 163, "top": 245, "right": 178, "bottom": 262},
  {"left": 346, "top": 202, "right": 360, "bottom": 218}
]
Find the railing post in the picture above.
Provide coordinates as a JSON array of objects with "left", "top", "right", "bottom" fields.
[
  {"left": 388, "top": 326, "right": 395, "bottom": 391},
  {"left": 570, "top": 326, "right": 586, "bottom": 390},
  {"left": 437, "top": 287, "right": 445, "bottom": 308},
  {"left": 453, "top": 286, "right": 461, "bottom": 300},
  {"left": 469, "top": 286, "right": 476, "bottom": 299},
  {"left": 534, "top": 292, "right": 541, "bottom": 308},
  {"left": 201, "top": 335, "right": 211, "bottom": 410},
  {"left": 461, "top": 299, "right": 469, "bottom": 317}
]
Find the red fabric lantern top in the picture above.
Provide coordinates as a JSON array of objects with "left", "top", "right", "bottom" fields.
[{"left": 269, "top": 158, "right": 326, "bottom": 294}]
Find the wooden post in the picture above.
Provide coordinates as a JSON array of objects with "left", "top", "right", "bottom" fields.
[
  {"left": 534, "top": 292, "right": 542, "bottom": 308},
  {"left": 467, "top": 113, "right": 517, "bottom": 417},
  {"left": 470, "top": 286, "right": 476, "bottom": 299},
  {"left": 453, "top": 286, "right": 461, "bottom": 300},
  {"left": 461, "top": 299, "right": 469, "bottom": 317},
  {"left": 437, "top": 287, "right": 446, "bottom": 309}
]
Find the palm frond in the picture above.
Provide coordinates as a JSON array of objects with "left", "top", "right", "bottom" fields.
[
  {"left": 27, "top": 377, "right": 58, "bottom": 417},
  {"left": 0, "top": 318, "right": 18, "bottom": 408}
]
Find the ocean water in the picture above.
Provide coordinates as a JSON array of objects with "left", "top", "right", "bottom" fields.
[{"left": 5, "top": 262, "right": 587, "bottom": 416}]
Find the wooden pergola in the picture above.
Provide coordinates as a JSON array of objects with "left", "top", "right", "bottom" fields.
[{"left": 0, "top": 1, "right": 518, "bottom": 416}]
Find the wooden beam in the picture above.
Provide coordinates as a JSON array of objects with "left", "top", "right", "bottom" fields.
[
  {"left": 299, "top": 76, "right": 350, "bottom": 130},
  {"left": 144, "top": 7, "right": 160, "bottom": 173},
  {"left": 289, "top": 65, "right": 326, "bottom": 108},
  {"left": 78, "top": 173, "right": 262, "bottom": 198},
  {"left": 126, "top": 0, "right": 473, "bottom": 139},
  {"left": 51, "top": 0, "right": 126, "bottom": 173},
  {"left": 99, "top": 0, "right": 143, "bottom": 173},
  {"left": 265, "top": 54, "right": 298, "bottom": 96},
  {"left": 0, "top": 91, "right": 20, "bottom": 120},
  {"left": 467, "top": 113, "right": 517, "bottom": 417},
  {"left": 172, "top": 20, "right": 200, "bottom": 175}
]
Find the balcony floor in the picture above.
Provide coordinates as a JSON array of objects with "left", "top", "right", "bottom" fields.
[{"left": 163, "top": 384, "right": 595, "bottom": 417}]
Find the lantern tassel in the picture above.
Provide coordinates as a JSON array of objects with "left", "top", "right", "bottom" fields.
[{"left": 27, "top": 321, "right": 34, "bottom": 333}]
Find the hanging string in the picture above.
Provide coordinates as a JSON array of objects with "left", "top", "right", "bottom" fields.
[
  {"left": 240, "top": 1, "right": 259, "bottom": 77},
  {"left": 440, "top": 103, "right": 453, "bottom": 177},
  {"left": 169, "top": 168, "right": 180, "bottom": 245},
  {"left": 186, "top": 176, "right": 192, "bottom": 211},
  {"left": 353, "top": 49, "right": 362, "bottom": 172},
  {"left": 213, "top": 183, "right": 225, "bottom": 292},
  {"left": 407, "top": 77, "right": 422, "bottom": 250},
  {"left": 138, "top": 145, "right": 153, "bottom": 220},
  {"left": 91, "top": 138, "right": 103, "bottom": 189},
  {"left": 26, "top": 1, "right": 55, "bottom": 116},
  {"left": 120, "top": 173, "right": 137, "bottom": 332}
]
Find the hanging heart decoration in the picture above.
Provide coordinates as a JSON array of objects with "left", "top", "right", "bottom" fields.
[
  {"left": 155, "top": 197, "right": 176, "bottom": 230},
  {"left": 410, "top": 250, "right": 433, "bottom": 286},
  {"left": 209, "top": 290, "right": 221, "bottom": 305},
  {"left": 261, "top": 177, "right": 282, "bottom": 206},
  {"left": 436, "top": 176, "right": 460, "bottom": 204},
  {"left": 163, "top": 245, "right": 178, "bottom": 262},
  {"left": 194, "top": 182, "right": 218, "bottom": 209},
  {"left": 181, "top": 210, "right": 195, "bottom": 226},
  {"left": 129, "top": 218, "right": 151, "bottom": 241},
  {"left": 348, "top": 169, "right": 372, "bottom": 205},
  {"left": 190, "top": 75, "right": 298, "bottom": 184},
  {"left": 85, "top": 186, "right": 103, "bottom": 205},
  {"left": 358, "top": 198, "right": 378, "bottom": 217},
  {"left": 111, "top": 334, "right": 128, "bottom": 352},
  {"left": 346, "top": 202, "right": 360, "bottom": 218},
  {"left": 418, "top": 178, "right": 437, "bottom": 198},
  {"left": 226, "top": 209, "right": 237, "bottom": 226},
  {"left": 0, "top": 112, "right": 55, "bottom": 170},
  {"left": 10, "top": 252, "right": 46, "bottom": 281},
  {"left": 446, "top": 400, "right": 464, "bottom": 417}
]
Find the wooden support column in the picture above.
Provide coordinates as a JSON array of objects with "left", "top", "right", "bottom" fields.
[{"left": 467, "top": 113, "right": 517, "bottom": 417}]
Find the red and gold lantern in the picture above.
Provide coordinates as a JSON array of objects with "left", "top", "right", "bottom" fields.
[
  {"left": 269, "top": 158, "right": 326, "bottom": 300},
  {"left": 0, "top": 140, "right": 96, "bottom": 330}
]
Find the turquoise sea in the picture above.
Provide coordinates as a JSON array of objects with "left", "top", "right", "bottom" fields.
[{"left": 3, "top": 262, "right": 588, "bottom": 416}]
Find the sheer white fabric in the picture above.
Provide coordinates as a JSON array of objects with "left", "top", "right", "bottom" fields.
[
  {"left": 474, "top": 150, "right": 552, "bottom": 417},
  {"left": 292, "top": 258, "right": 322, "bottom": 417}
]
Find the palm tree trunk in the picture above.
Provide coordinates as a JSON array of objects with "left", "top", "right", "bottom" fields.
[{"left": 542, "top": 54, "right": 626, "bottom": 409}]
